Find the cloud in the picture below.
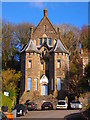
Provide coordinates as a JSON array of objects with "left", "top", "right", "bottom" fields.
[{"left": 29, "top": 2, "right": 44, "bottom": 8}]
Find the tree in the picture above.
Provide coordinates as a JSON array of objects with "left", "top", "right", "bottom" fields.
[
  {"left": 80, "top": 25, "right": 90, "bottom": 50},
  {"left": 2, "top": 69, "right": 21, "bottom": 100}
]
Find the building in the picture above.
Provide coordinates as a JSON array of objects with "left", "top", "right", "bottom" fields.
[
  {"left": 79, "top": 48, "right": 89, "bottom": 75},
  {"left": 20, "top": 9, "right": 69, "bottom": 96}
]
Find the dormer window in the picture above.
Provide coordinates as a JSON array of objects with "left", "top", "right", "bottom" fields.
[
  {"left": 48, "top": 38, "right": 51, "bottom": 46},
  {"left": 44, "top": 25, "right": 46, "bottom": 32},
  {"left": 39, "top": 38, "right": 42, "bottom": 45}
]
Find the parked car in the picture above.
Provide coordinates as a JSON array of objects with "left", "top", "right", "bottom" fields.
[
  {"left": 25, "top": 102, "right": 37, "bottom": 111},
  {"left": 41, "top": 102, "right": 53, "bottom": 110},
  {"left": 70, "top": 100, "right": 83, "bottom": 109},
  {"left": 0, "top": 112, "right": 7, "bottom": 120},
  {"left": 56, "top": 100, "right": 68, "bottom": 109},
  {"left": 14, "top": 104, "right": 28, "bottom": 116}
]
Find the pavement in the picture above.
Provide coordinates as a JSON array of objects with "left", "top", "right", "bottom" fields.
[{"left": 17, "top": 110, "right": 84, "bottom": 119}]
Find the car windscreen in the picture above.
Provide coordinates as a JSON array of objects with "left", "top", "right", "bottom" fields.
[{"left": 58, "top": 102, "right": 65, "bottom": 105}]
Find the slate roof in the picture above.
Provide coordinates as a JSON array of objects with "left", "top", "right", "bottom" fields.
[
  {"left": 20, "top": 40, "right": 40, "bottom": 53},
  {"left": 50, "top": 39, "right": 69, "bottom": 54}
]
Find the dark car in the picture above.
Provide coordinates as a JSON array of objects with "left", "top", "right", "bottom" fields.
[
  {"left": 14, "top": 104, "right": 28, "bottom": 116},
  {"left": 41, "top": 102, "right": 53, "bottom": 110},
  {"left": 0, "top": 112, "right": 7, "bottom": 120},
  {"left": 25, "top": 102, "right": 37, "bottom": 111}
]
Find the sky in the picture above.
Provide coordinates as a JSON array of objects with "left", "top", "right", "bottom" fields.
[{"left": 2, "top": 2, "right": 88, "bottom": 29}]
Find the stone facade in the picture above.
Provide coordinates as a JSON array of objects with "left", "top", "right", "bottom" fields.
[
  {"left": 79, "top": 48, "right": 89, "bottom": 75},
  {"left": 20, "top": 9, "right": 69, "bottom": 97}
]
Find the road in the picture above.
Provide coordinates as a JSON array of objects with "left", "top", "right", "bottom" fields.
[{"left": 18, "top": 110, "right": 83, "bottom": 119}]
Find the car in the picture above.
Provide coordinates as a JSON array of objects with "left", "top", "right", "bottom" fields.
[
  {"left": 41, "top": 102, "right": 53, "bottom": 110},
  {"left": 0, "top": 112, "right": 7, "bottom": 120},
  {"left": 56, "top": 100, "right": 68, "bottom": 110},
  {"left": 25, "top": 102, "right": 37, "bottom": 111},
  {"left": 70, "top": 100, "right": 83, "bottom": 109},
  {"left": 14, "top": 104, "right": 28, "bottom": 116}
]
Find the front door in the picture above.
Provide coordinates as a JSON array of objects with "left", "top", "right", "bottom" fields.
[{"left": 41, "top": 85, "right": 48, "bottom": 95}]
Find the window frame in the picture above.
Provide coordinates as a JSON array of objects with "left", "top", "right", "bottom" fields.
[
  {"left": 39, "top": 38, "right": 42, "bottom": 45},
  {"left": 28, "top": 60, "right": 32, "bottom": 68},
  {"left": 57, "top": 77, "right": 61, "bottom": 91},
  {"left": 27, "top": 78, "right": 32, "bottom": 90},
  {"left": 35, "top": 78, "right": 38, "bottom": 91},
  {"left": 48, "top": 38, "right": 51, "bottom": 46},
  {"left": 57, "top": 59, "right": 61, "bottom": 68}
]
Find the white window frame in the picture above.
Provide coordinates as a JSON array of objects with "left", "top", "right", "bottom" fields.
[
  {"left": 57, "top": 77, "right": 61, "bottom": 91},
  {"left": 27, "top": 78, "right": 32, "bottom": 90}
]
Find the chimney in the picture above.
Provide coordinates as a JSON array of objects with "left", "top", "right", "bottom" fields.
[
  {"left": 44, "top": 9, "right": 47, "bottom": 17},
  {"left": 57, "top": 27, "right": 60, "bottom": 33},
  {"left": 57, "top": 27, "right": 61, "bottom": 38},
  {"left": 30, "top": 26, "right": 33, "bottom": 39}
]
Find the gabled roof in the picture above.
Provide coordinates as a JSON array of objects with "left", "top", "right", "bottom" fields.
[
  {"left": 50, "top": 39, "right": 69, "bottom": 54},
  {"left": 34, "top": 16, "right": 57, "bottom": 34},
  {"left": 20, "top": 40, "right": 40, "bottom": 53}
]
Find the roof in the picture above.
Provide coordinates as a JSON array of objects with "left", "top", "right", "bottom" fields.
[
  {"left": 34, "top": 16, "right": 57, "bottom": 34},
  {"left": 50, "top": 39, "right": 69, "bottom": 54},
  {"left": 20, "top": 39, "right": 40, "bottom": 53}
]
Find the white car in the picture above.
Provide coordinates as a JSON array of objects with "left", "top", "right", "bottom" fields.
[
  {"left": 70, "top": 100, "right": 82, "bottom": 109},
  {"left": 56, "top": 100, "right": 68, "bottom": 109}
]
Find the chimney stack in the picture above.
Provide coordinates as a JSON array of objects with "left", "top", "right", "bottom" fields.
[
  {"left": 44, "top": 9, "right": 47, "bottom": 17},
  {"left": 57, "top": 27, "right": 61, "bottom": 38},
  {"left": 57, "top": 27, "right": 60, "bottom": 33},
  {"left": 30, "top": 26, "right": 33, "bottom": 39}
]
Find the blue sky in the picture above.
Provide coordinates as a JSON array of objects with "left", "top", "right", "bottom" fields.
[{"left": 2, "top": 2, "right": 88, "bottom": 28}]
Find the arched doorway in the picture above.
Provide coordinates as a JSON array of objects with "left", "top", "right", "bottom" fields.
[
  {"left": 41, "top": 85, "right": 48, "bottom": 95},
  {"left": 40, "top": 75, "right": 48, "bottom": 95}
]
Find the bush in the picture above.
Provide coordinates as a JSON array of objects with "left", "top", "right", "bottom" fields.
[{"left": 1, "top": 93, "right": 13, "bottom": 111}]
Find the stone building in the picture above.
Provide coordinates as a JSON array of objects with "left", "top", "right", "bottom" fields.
[
  {"left": 79, "top": 48, "right": 89, "bottom": 75},
  {"left": 20, "top": 9, "right": 69, "bottom": 96}
]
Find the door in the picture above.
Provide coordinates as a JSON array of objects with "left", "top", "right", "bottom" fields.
[{"left": 41, "top": 85, "right": 48, "bottom": 95}]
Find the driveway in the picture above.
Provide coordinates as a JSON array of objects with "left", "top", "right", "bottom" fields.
[{"left": 18, "top": 110, "right": 83, "bottom": 119}]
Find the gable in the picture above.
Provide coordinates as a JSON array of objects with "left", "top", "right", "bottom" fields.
[{"left": 33, "top": 16, "right": 58, "bottom": 39}]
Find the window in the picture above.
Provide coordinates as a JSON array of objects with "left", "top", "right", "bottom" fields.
[
  {"left": 44, "top": 25, "right": 46, "bottom": 32},
  {"left": 48, "top": 38, "right": 51, "bottom": 45},
  {"left": 41, "top": 62, "right": 44, "bottom": 70},
  {"left": 27, "top": 78, "right": 31, "bottom": 90},
  {"left": 44, "top": 38, "right": 47, "bottom": 43},
  {"left": 39, "top": 38, "right": 42, "bottom": 45},
  {"left": 35, "top": 78, "right": 38, "bottom": 91},
  {"left": 28, "top": 60, "right": 32, "bottom": 68},
  {"left": 57, "top": 59, "right": 61, "bottom": 68},
  {"left": 57, "top": 78, "right": 61, "bottom": 91}
]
